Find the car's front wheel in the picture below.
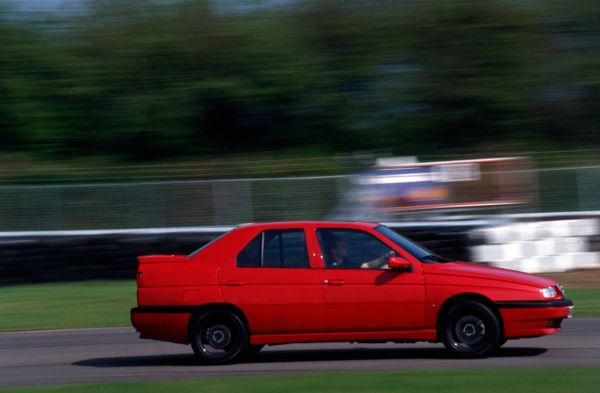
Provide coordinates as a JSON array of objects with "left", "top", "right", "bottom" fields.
[
  {"left": 190, "top": 311, "right": 248, "bottom": 364},
  {"left": 442, "top": 300, "right": 501, "bottom": 357}
]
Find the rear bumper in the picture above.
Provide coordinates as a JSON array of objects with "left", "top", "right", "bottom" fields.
[
  {"left": 496, "top": 299, "right": 574, "bottom": 339},
  {"left": 130, "top": 307, "right": 191, "bottom": 344}
]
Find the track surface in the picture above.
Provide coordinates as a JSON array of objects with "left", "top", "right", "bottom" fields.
[{"left": 1, "top": 318, "right": 599, "bottom": 388}]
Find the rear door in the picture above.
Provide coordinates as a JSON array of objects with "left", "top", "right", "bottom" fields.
[{"left": 219, "top": 228, "right": 324, "bottom": 335}]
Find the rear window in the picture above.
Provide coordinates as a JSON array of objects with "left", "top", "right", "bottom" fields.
[{"left": 236, "top": 229, "right": 310, "bottom": 268}]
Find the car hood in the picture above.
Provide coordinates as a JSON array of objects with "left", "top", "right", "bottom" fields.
[{"left": 423, "top": 261, "right": 556, "bottom": 288}]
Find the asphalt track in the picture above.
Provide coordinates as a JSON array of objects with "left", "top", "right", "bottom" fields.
[{"left": 1, "top": 318, "right": 599, "bottom": 388}]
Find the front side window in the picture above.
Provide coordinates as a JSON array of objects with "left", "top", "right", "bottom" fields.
[
  {"left": 316, "top": 228, "right": 394, "bottom": 269},
  {"left": 236, "top": 229, "right": 310, "bottom": 268}
]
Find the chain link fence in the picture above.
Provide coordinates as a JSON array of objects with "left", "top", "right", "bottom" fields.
[
  {"left": 537, "top": 166, "right": 600, "bottom": 212},
  {"left": 0, "top": 176, "right": 348, "bottom": 230},
  {"left": 2, "top": 166, "right": 600, "bottom": 231}
]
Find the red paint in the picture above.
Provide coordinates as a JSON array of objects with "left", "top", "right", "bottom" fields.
[{"left": 131, "top": 221, "right": 572, "bottom": 348}]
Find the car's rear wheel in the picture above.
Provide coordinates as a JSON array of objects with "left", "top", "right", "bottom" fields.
[
  {"left": 496, "top": 338, "right": 508, "bottom": 349},
  {"left": 442, "top": 300, "right": 501, "bottom": 357},
  {"left": 243, "top": 344, "right": 265, "bottom": 358},
  {"left": 190, "top": 311, "right": 248, "bottom": 364}
]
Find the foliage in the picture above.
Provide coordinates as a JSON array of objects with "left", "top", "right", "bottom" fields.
[{"left": 0, "top": 0, "right": 598, "bottom": 160}]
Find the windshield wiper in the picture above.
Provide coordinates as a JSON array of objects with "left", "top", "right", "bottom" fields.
[{"left": 419, "top": 254, "right": 451, "bottom": 263}]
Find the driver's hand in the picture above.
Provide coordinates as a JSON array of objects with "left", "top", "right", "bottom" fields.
[{"left": 360, "top": 262, "right": 370, "bottom": 269}]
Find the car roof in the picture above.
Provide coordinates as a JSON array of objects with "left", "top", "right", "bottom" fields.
[{"left": 236, "top": 221, "right": 380, "bottom": 230}]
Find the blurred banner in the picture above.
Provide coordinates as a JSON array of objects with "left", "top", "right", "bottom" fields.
[{"left": 336, "top": 157, "right": 533, "bottom": 220}]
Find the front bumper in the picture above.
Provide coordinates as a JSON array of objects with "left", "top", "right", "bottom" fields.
[{"left": 496, "top": 298, "right": 574, "bottom": 339}]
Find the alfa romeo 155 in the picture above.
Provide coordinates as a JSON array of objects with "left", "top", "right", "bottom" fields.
[{"left": 131, "top": 221, "right": 572, "bottom": 363}]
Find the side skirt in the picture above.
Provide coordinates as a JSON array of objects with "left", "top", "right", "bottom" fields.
[{"left": 251, "top": 329, "right": 437, "bottom": 346}]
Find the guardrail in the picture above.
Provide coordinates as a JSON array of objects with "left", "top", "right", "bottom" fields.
[
  {"left": 1, "top": 214, "right": 599, "bottom": 284},
  {"left": 0, "top": 222, "right": 473, "bottom": 284}
]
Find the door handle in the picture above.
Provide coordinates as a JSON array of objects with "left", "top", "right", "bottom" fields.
[
  {"left": 226, "top": 280, "right": 244, "bottom": 286},
  {"left": 323, "top": 279, "right": 345, "bottom": 286}
]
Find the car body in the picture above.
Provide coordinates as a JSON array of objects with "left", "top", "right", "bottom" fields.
[{"left": 131, "top": 221, "right": 573, "bottom": 363}]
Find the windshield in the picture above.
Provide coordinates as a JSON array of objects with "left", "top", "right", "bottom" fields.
[
  {"left": 188, "top": 229, "right": 231, "bottom": 257},
  {"left": 375, "top": 225, "right": 449, "bottom": 263}
]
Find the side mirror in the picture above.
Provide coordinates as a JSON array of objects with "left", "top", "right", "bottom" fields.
[{"left": 388, "top": 256, "right": 411, "bottom": 271}]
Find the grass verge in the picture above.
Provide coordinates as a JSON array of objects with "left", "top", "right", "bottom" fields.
[
  {"left": 0, "top": 281, "right": 598, "bottom": 332},
  {"left": 0, "top": 368, "right": 599, "bottom": 393},
  {"left": 0, "top": 280, "right": 135, "bottom": 332},
  {"left": 567, "top": 288, "right": 600, "bottom": 316}
]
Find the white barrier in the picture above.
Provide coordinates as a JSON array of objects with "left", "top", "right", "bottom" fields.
[{"left": 470, "top": 219, "right": 600, "bottom": 273}]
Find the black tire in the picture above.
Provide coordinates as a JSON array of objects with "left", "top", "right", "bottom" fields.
[
  {"left": 496, "top": 338, "right": 508, "bottom": 349},
  {"left": 190, "top": 311, "right": 248, "bottom": 364},
  {"left": 243, "top": 344, "right": 265, "bottom": 359},
  {"left": 441, "top": 300, "right": 501, "bottom": 357}
]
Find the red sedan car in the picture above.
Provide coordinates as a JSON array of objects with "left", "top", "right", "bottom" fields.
[{"left": 131, "top": 221, "right": 573, "bottom": 363}]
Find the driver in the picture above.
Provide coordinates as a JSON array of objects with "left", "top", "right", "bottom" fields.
[
  {"left": 328, "top": 236, "right": 395, "bottom": 269},
  {"left": 328, "top": 236, "right": 351, "bottom": 268}
]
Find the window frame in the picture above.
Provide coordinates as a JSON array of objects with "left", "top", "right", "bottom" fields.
[{"left": 236, "top": 228, "right": 311, "bottom": 269}]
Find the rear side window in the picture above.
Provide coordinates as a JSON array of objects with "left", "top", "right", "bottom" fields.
[
  {"left": 236, "top": 229, "right": 310, "bottom": 268},
  {"left": 188, "top": 229, "right": 232, "bottom": 257},
  {"left": 236, "top": 234, "right": 262, "bottom": 267}
]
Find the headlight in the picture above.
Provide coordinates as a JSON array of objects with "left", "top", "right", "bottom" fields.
[{"left": 541, "top": 286, "right": 557, "bottom": 298}]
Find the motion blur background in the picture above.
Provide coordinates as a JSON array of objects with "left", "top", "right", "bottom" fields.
[{"left": 0, "top": 0, "right": 599, "bottom": 281}]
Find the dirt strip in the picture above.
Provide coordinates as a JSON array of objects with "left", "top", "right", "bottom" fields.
[{"left": 541, "top": 268, "right": 600, "bottom": 288}]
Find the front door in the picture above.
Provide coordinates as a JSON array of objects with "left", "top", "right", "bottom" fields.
[{"left": 315, "top": 227, "right": 425, "bottom": 332}]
